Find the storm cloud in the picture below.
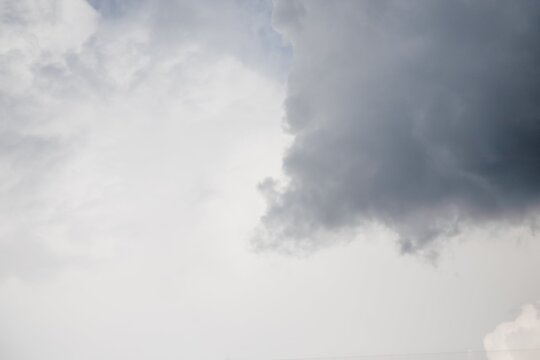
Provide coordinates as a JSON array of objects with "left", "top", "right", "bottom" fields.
[{"left": 257, "top": 0, "right": 540, "bottom": 255}]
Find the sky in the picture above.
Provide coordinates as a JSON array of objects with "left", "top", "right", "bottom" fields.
[{"left": 0, "top": 1, "right": 539, "bottom": 360}]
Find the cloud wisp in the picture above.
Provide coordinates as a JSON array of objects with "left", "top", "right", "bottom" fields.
[{"left": 256, "top": 0, "right": 540, "bottom": 256}]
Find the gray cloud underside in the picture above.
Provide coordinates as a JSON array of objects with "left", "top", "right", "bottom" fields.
[{"left": 258, "top": 0, "right": 540, "bottom": 254}]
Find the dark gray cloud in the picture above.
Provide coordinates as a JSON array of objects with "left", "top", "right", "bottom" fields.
[{"left": 257, "top": 0, "right": 540, "bottom": 255}]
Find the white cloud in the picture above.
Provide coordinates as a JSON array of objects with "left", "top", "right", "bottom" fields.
[
  {"left": 484, "top": 303, "right": 540, "bottom": 360},
  {"left": 0, "top": 0, "right": 287, "bottom": 279}
]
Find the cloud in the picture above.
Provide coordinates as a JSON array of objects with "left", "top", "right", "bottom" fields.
[
  {"left": 256, "top": 0, "right": 540, "bottom": 255},
  {"left": 0, "top": 0, "right": 286, "bottom": 279},
  {"left": 87, "top": 0, "right": 291, "bottom": 77},
  {"left": 484, "top": 303, "right": 540, "bottom": 360},
  {"left": 0, "top": 0, "right": 100, "bottom": 279}
]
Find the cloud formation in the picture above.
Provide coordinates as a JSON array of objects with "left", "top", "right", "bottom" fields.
[
  {"left": 484, "top": 303, "right": 540, "bottom": 360},
  {"left": 0, "top": 0, "right": 286, "bottom": 279},
  {"left": 257, "top": 0, "right": 540, "bottom": 255}
]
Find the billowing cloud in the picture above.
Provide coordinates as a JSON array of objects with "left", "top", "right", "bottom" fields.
[
  {"left": 87, "top": 0, "right": 290, "bottom": 77},
  {"left": 257, "top": 0, "right": 540, "bottom": 255},
  {"left": 484, "top": 303, "right": 540, "bottom": 360},
  {"left": 0, "top": 0, "right": 100, "bottom": 278},
  {"left": 0, "top": 0, "right": 287, "bottom": 279}
]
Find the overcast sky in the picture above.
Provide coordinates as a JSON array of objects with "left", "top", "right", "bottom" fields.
[{"left": 1, "top": 1, "right": 540, "bottom": 360}]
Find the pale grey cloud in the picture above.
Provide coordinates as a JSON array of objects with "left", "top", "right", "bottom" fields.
[
  {"left": 0, "top": 0, "right": 287, "bottom": 279},
  {"left": 257, "top": 0, "right": 540, "bottom": 256},
  {"left": 87, "top": 0, "right": 291, "bottom": 77},
  {"left": 0, "top": 0, "right": 100, "bottom": 279}
]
